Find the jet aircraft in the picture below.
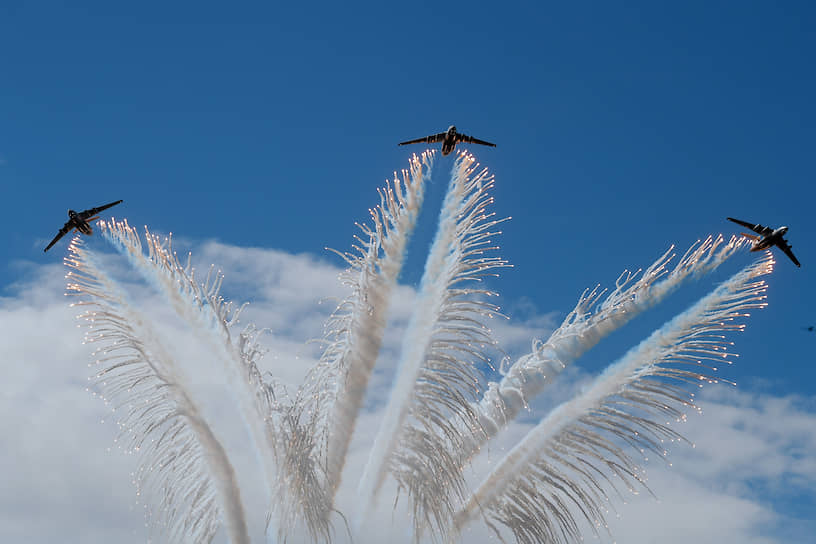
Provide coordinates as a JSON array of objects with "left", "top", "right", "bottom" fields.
[
  {"left": 44, "top": 200, "right": 123, "bottom": 252},
  {"left": 726, "top": 217, "right": 800, "bottom": 267},
  {"left": 398, "top": 125, "right": 496, "bottom": 155}
]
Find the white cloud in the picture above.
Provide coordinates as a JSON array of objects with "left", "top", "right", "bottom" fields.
[
  {"left": 1, "top": 244, "right": 815, "bottom": 543},
  {"left": 593, "top": 387, "right": 816, "bottom": 543},
  {"left": 0, "top": 263, "right": 144, "bottom": 541}
]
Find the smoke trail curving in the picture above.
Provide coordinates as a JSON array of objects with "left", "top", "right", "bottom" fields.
[
  {"left": 96, "top": 220, "right": 285, "bottom": 537},
  {"left": 305, "top": 151, "right": 434, "bottom": 505},
  {"left": 60, "top": 149, "right": 780, "bottom": 544},
  {"left": 65, "top": 238, "right": 250, "bottom": 544},
  {"left": 356, "top": 152, "right": 509, "bottom": 536},
  {"left": 400, "top": 234, "right": 748, "bottom": 538},
  {"left": 469, "top": 234, "right": 748, "bottom": 455},
  {"left": 453, "top": 253, "right": 773, "bottom": 543}
]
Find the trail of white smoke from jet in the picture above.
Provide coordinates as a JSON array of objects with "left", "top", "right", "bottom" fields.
[
  {"left": 454, "top": 253, "right": 773, "bottom": 542},
  {"left": 311, "top": 152, "right": 434, "bottom": 501},
  {"left": 402, "top": 235, "right": 746, "bottom": 538},
  {"left": 356, "top": 152, "right": 508, "bottom": 532},
  {"left": 273, "top": 153, "right": 434, "bottom": 538},
  {"left": 65, "top": 238, "right": 250, "bottom": 544},
  {"left": 470, "top": 234, "right": 748, "bottom": 454},
  {"left": 96, "top": 220, "right": 283, "bottom": 539}
]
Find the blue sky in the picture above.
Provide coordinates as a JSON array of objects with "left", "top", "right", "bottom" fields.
[
  {"left": 1, "top": 1, "right": 815, "bottom": 541},
  {"left": 3, "top": 1, "right": 813, "bottom": 389}
]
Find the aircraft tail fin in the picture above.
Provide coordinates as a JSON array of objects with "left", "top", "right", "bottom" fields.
[{"left": 740, "top": 232, "right": 760, "bottom": 241}]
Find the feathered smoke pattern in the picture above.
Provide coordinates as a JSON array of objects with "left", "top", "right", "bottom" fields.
[{"left": 64, "top": 150, "right": 773, "bottom": 543}]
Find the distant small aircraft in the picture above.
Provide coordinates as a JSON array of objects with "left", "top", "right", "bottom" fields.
[
  {"left": 805, "top": 326, "right": 815, "bottom": 332},
  {"left": 44, "top": 200, "right": 123, "bottom": 252},
  {"left": 726, "top": 217, "right": 800, "bottom": 267},
  {"left": 398, "top": 125, "right": 496, "bottom": 155}
]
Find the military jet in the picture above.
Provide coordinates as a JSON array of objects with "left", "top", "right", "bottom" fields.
[
  {"left": 726, "top": 217, "right": 800, "bottom": 267},
  {"left": 398, "top": 125, "right": 496, "bottom": 155},
  {"left": 44, "top": 200, "right": 123, "bottom": 252}
]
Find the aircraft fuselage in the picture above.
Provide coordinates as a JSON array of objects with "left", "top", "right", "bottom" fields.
[
  {"left": 441, "top": 125, "right": 458, "bottom": 155},
  {"left": 750, "top": 226, "right": 788, "bottom": 251},
  {"left": 68, "top": 209, "right": 93, "bottom": 235}
]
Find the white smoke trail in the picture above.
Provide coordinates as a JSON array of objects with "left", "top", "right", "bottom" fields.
[
  {"left": 470, "top": 234, "right": 748, "bottom": 453},
  {"left": 356, "top": 152, "right": 508, "bottom": 534},
  {"left": 453, "top": 253, "right": 773, "bottom": 542},
  {"left": 305, "top": 152, "right": 434, "bottom": 503},
  {"left": 65, "top": 238, "right": 250, "bottom": 544},
  {"left": 402, "top": 235, "right": 748, "bottom": 539},
  {"left": 59, "top": 149, "right": 780, "bottom": 544},
  {"left": 96, "top": 220, "right": 284, "bottom": 537}
]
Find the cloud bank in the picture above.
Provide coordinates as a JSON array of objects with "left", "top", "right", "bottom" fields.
[{"left": 1, "top": 242, "right": 814, "bottom": 543}]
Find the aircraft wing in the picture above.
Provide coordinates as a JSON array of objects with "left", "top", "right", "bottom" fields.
[
  {"left": 81, "top": 199, "right": 123, "bottom": 219},
  {"left": 398, "top": 132, "right": 447, "bottom": 146},
  {"left": 44, "top": 221, "right": 73, "bottom": 252},
  {"left": 726, "top": 217, "right": 771, "bottom": 236},
  {"left": 456, "top": 133, "right": 496, "bottom": 147},
  {"left": 777, "top": 239, "right": 801, "bottom": 267}
]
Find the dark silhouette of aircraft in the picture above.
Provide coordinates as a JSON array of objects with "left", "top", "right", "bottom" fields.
[
  {"left": 805, "top": 326, "right": 815, "bottom": 332},
  {"left": 727, "top": 217, "right": 800, "bottom": 267},
  {"left": 44, "top": 200, "right": 123, "bottom": 252},
  {"left": 398, "top": 125, "right": 496, "bottom": 155}
]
